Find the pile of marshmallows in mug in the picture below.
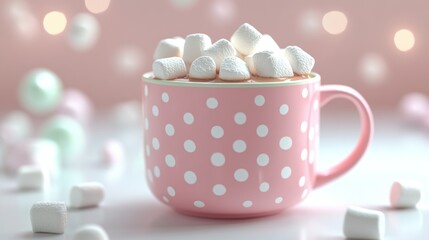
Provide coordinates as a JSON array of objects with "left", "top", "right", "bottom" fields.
[{"left": 152, "top": 23, "right": 315, "bottom": 80}]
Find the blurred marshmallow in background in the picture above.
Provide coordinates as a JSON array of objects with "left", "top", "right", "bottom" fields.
[
  {"left": 399, "top": 93, "right": 429, "bottom": 125},
  {"left": 68, "top": 13, "right": 100, "bottom": 51},
  {"left": 101, "top": 139, "right": 125, "bottom": 166},
  {"left": 0, "top": 111, "right": 32, "bottom": 145},
  {"left": 56, "top": 89, "right": 93, "bottom": 125}
]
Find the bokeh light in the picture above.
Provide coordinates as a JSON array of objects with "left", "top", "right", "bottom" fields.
[
  {"left": 322, "top": 11, "right": 348, "bottom": 35},
  {"left": 359, "top": 53, "right": 388, "bottom": 85},
  {"left": 394, "top": 29, "right": 415, "bottom": 52},
  {"left": 300, "top": 10, "right": 322, "bottom": 34},
  {"left": 114, "top": 46, "right": 144, "bottom": 75},
  {"left": 85, "top": 0, "right": 110, "bottom": 14},
  {"left": 210, "top": 0, "right": 236, "bottom": 25},
  {"left": 68, "top": 13, "right": 100, "bottom": 51},
  {"left": 5, "top": 0, "right": 39, "bottom": 40},
  {"left": 170, "top": 0, "right": 198, "bottom": 9},
  {"left": 43, "top": 11, "right": 67, "bottom": 35}
]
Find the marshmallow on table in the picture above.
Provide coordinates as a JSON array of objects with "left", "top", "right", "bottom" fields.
[
  {"left": 183, "top": 33, "right": 212, "bottom": 65},
  {"left": 18, "top": 165, "right": 45, "bottom": 190},
  {"left": 284, "top": 46, "right": 315, "bottom": 75},
  {"left": 343, "top": 206, "right": 385, "bottom": 240},
  {"left": 189, "top": 56, "right": 216, "bottom": 79},
  {"left": 153, "top": 38, "right": 185, "bottom": 60},
  {"left": 253, "top": 51, "right": 294, "bottom": 78},
  {"left": 202, "top": 39, "right": 237, "bottom": 71},
  {"left": 250, "top": 34, "right": 281, "bottom": 55},
  {"left": 70, "top": 182, "right": 105, "bottom": 208},
  {"left": 244, "top": 55, "right": 256, "bottom": 75},
  {"left": 73, "top": 224, "right": 109, "bottom": 240},
  {"left": 219, "top": 56, "right": 251, "bottom": 81},
  {"left": 231, "top": 23, "right": 263, "bottom": 55},
  {"left": 30, "top": 201, "right": 67, "bottom": 234},
  {"left": 102, "top": 140, "right": 125, "bottom": 166},
  {"left": 153, "top": 57, "right": 187, "bottom": 80},
  {"left": 390, "top": 180, "right": 421, "bottom": 208}
]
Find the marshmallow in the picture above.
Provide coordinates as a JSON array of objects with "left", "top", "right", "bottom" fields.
[
  {"left": 253, "top": 51, "right": 294, "bottom": 77},
  {"left": 189, "top": 56, "right": 216, "bottom": 79},
  {"left": 183, "top": 33, "right": 212, "bottom": 64},
  {"left": 17, "top": 165, "right": 45, "bottom": 190},
  {"left": 73, "top": 224, "right": 109, "bottom": 240},
  {"left": 250, "top": 34, "right": 281, "bottom": 55},
  {"left": 202, "top": 39, "right": 237, "bottom": 71},
  {"left": 399, "top": 93, "right": 429, "bottom": 124},
  {"left": 219, "top": 56, "right": 251, "bottom": 81},
  {"left": 102, "top": 140, "right": 125, "bottom": 166},
  {"left": 41, "top": 115, "right": 86, "bottom": 159},
  {"left": 70, "top": 182, "right": 105, "bottom": 208},
  {"left": 56, "top": 89, "right": 93, "bottom": 124},
  {"left": 390, "top": 180, "right": 421, "bottom": 208},
  {"left": 20, "top": 68, "right": 63, "bottom": 114},
  {"left": 231, "top": 23, "right": 263, "bottom": 55},
  {"left": 284, "top": 46, "right": 315, "bottom": 75},
  {"left": 343, "top": 206, "right": 385, "bottom": 240},
  {"left": 30, "top": 201, "right": 67, "bottom": 234},
  {"left": 244, "top": 55, "right": 256, "bottom": 75},
  {"left": 68, "top": 13, "right": 99, "bottom": 51},
  {"left": 152, "top": 57, "right": 187, "bottom": 80},
  {"left": 153, "top": 38, "right": 184, "bottom": 60},
  {"left": 0, "top": 111, "right": 32, "bottom": 144}
]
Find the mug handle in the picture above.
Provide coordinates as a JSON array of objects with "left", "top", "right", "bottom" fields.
[{"left": 313, "top": 85, "right": 374, "bottom": 188}]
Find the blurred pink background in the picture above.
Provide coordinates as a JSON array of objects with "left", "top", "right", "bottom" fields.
[{"left": 1, "top": 0, "right": 428, "bottom": 111}]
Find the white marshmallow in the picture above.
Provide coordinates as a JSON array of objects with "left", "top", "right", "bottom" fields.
[
  {"left": 18, "top": 165, "right": 45, "bottom": 190},
  {"left": 231, "top": 23, "right": 263, "bottom": 55},
  {"left": 189, "top": 56, "right": 216, "bottom": 79},
  {"left": 0, "top": 111, "right": 32, "bottom": 144},
  {"left": 73, "top": 224, "right": 109, "bottom": 240},
  {"left": 102, "top": 140, "right": 125, "bottom": 166},
  {"left": 202, "top": 39, "right": 237, "bottom": 71},
  {"left": 152, "top": 57, "right": 187, "bottom": 80},
  {"left": 183, "top": 33, "right": 212, "bottom": 64},
  {"left": 390, "top": 180, "right": 421, "bottom": 208},
  {"left": 253, "top": 51, "right": 294, "bottom": 77},
  {"left": 153, "top": 38, "right": 184, "bottom": 60},
  {"left": 70, "top": 182, "right": 105, "bottom": 208},
  {"left": 250, "top": 34, "right": 281, "bottom": 55},
  {"left": 284, "top": 46, "right": 315, "bottom": 74},
  {"left": 30, "top": 201, "right": 67, "bottom": 234},
  {"left": 244, "top": 55, "right": 256, "bottom": 75},
  {"left": 343, "top": 206, "right": 385, "bottom": 240},
  {"left": 219, "top": 56, "right": 251, "bottom": 81}
]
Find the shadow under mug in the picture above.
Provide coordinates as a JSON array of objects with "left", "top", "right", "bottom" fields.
[{"left": 142, "top": 72, "right": 373, "bottom": 218}]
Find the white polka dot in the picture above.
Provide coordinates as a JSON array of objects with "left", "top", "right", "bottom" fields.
[
  {"left": 299, "top": 176, "right": 306, "bottom": 187},
  {"left": 145, "top": 144, "right": 151, "bottom": 156},
  {"left": 147, "top": 169, "right": 153, "bottom": 182},
  {"left": 211, "top": 152, "right": 225, "bottom": 167},
  {"left": 144, "top": 85, "right": 148, "bottom": 97},
  {"left": 212, "top": 184, "right": 226, "bottom": 196},
  {"left": 234, "top": 168, "right": 249, "bottom": 182},
  {"left": 184, "top": 140, "right": 196, "bottom": 153},
  {"left": 256, "top": 153, "right": 269, "bottom": 167},
  {"left": 183, "top": 112, "right": 194, "bottom": 125},
  {"left": 234, "top": 112, "right": 247, "bottom": 125},
  {"left": 165, "top": 124, "right": 175, "bottom": 136},
  {"left": 279, "top": 136, "right": 293, "bottom": 150},
  {"left": 144, "top": 118, "right": 149, "bottom": 130},
  {"left": 152, "top": 137, "right": 160, "bottom": 150},
  {"left": 254, "top": 95, "right": 265, "bottom": 106},
  {"left": 313, "top": 100, "right": 319, "bottom": 111},
  {"left": 152, "top": 105, "right": 159, "bottom": 116},
  {"left": 211, "top": 126, "right": 224, "bottom": 139},
  {"left": 243, "top": 200, "right": 253, "bottom": 208},
  {"left": 162, "top": 92, "right": 169, "bottom": 103},
  {"left": 165, "top": 154, "right": 176, "bottom": 167},
  {"left": 194, "top": 200, "right": 205, "bottom": 208},
  {"left": 167, "top": 186, "right": 175, "bottom": 197},
  {"left": 184, "top": 171, "right": 197, "bottom": 184},
  {"left": 301, "top": 189, "right": 309, "bottom": 199},
  {"left": 301, "top": 121, "right": 308, "bottom": 133},
  {"left": 233, "top": 140, "right": 247, "bottom": 153},
  {"left": 275, "top": 197, "right": 283, "bottom": 204},
  {"left": 302, "top": 88, "right": 308, "bottom": 98},
  {"left": 162, "top": 196, "right": 169, "bottom": 203},
  {"left": 309, "top": 150, "right": 315, "bottom": 164},
  {"left": 279, "top": 104, "right": 289, "bottom": 115},
  {"left": 154, "top": 166, "right": 160, "bottom": 178},
  {"left": 206, "top": 97, "right": 218, "bottom": 109},
  {"left": 301, "top": 148, "right": 308, "bottom": 161},
  {"left": 256, "top": 124, "right": 269, "bottom": 137},
  {"left": 281, "top": 166, "right": 292, "bottom": 179},
  {"left": 309, "top": 127, "right": 315, "bottom": 141},
  {"left": 259, "top": 182, "right": 270, "bottom": 192}
]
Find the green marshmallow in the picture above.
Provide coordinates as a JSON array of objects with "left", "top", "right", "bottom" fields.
[
  {"left": 41, "top": 115, "right": 85, "bottom": 159},
  {"left": 20, "top": 69, "right": 63, "bottom": 114}
]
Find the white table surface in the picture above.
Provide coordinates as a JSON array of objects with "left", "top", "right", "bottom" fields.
[{"left": 0, "top": 109, "right": 428, "bottom": 240}]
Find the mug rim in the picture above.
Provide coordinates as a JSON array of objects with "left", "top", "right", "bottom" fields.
[{"left": 142, "top": 72, "right": 320, "bottom": 88}]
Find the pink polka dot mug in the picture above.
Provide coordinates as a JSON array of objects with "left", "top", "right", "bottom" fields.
[{"left": 142, "top": 73, "right": 373, "bottom": 218}]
